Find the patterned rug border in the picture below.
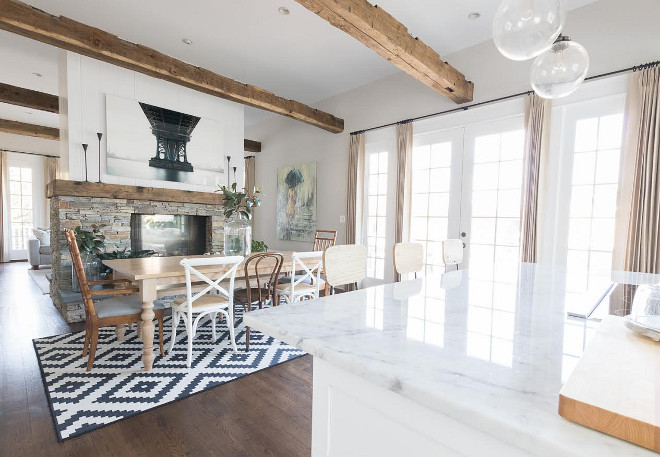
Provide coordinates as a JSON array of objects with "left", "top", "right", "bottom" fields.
[{"left": 32, "top": 318, "right": 305, "bottom": 442}]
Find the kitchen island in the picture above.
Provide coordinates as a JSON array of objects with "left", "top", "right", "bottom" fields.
[{"left": 244, "top": 264, "right": 659, "bottom": 456}]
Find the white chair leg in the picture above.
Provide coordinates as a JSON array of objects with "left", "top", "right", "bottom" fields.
[
  {"left": 186, "top": 317, "right": 193, "bottom": 368},
  {"left": 169, "top": 310, "right": 180, "bottom": 353},
  {"left": 211, "top": 312, "right": 217, "bottom": 342},
  {"left": 226, "top": 309, "right": 238, "bottom": 352}
]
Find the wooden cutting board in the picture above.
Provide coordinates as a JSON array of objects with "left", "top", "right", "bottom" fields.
[{"left": 559, "top": 316, "right": 660, "bottom": 452}]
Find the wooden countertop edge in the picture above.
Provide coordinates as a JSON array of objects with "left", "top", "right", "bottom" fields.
[{"left": 558, "top": 393, "right": 659, "bottom": 452}]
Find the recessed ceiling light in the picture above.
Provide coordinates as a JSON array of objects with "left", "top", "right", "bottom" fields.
[
  {"left": 32, "top": 72, "right": 43, "bottom": 77},
  {"left": 278, "top": 6, "right": 290, "bottom": 15},
  {"left": 182, "top": 38, "right": 193, "bottom": 45},
  {"left": 468, "top": 12, "right": 481, "bottom": 20}
]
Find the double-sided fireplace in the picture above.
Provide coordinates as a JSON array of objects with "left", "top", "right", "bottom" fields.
[{"left": 131, "top": 214, "right": 208, "bottom": 257}]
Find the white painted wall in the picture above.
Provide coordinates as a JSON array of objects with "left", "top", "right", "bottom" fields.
[
  {"left": 58, "top": 51, "right": 244, "bottom": 192},
  {"left": 246, "top": 0, "right": 660, "bottom": 251}
]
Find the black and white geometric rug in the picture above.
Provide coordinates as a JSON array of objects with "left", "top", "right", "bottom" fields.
[{"left": 33, "top": 311, "right": 305, "bottom": 441}]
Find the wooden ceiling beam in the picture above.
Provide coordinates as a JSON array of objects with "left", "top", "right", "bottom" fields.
[
  {"left": 294, "top": 0, "right": 474, "bottom": 104},
  {"left": 244, "top": 139, "right": 261, "bottom": 153},
  {"left": 0, "top": 0, "right": 344, "bottom": 133},
  {"left": 0, "top": 82, "right": 59, "bottom": 113},
  {"left": 0, "top": 118, "right": 59, "bottom": 140}
]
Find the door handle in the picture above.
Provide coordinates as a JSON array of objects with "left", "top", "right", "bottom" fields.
[{"left": 460, "top": 232, "right": 466, "bottom": 238}]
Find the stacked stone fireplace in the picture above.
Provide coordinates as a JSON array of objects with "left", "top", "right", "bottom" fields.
[{"left": 48, "top": 180, "right": 225, "bottom": 323}]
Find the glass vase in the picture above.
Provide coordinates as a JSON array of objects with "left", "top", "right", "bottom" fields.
[
  {"left": 72, "top": 252, "right": 101, "bottom": 292},
  {"left": 223, "top": 214, "right": 252, "bottom": 257}
]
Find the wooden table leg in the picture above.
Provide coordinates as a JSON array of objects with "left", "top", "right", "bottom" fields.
[
  {"left": 115, "top": 324, "right": 126, "bottom": 341},
  {"left": 139, "top": 278, "right": 158, "bottom": 371}
]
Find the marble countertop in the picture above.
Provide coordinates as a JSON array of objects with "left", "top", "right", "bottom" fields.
[{"left": 244, "top": 264, "right": 660, "bottom": 457}]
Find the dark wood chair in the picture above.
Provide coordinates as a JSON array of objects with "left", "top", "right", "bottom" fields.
[
  {"left": 234, "top": 252, "right": 284, "bottom": 352},
  {"left": 64, "top": 228, "right": 165, "bottom": 371},
  {"left": 313, "top": 229, "right": 337, "bottom": 251}
]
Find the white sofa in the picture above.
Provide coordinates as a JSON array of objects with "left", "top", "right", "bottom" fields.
[{"left": 28, "top": 227, "right": 52, "bottom": 270}]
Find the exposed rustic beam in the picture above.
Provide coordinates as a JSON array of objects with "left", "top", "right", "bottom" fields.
[
  {"left": 244, "top": 139, "right": 261, "bottom": 153},
  {"left": 0, "top": 82, "right": 59, "bottom": 113},
  {"left": 0, "top": 118, "right": 59, "bottom": 140},
  {"left": 294, "top": 0, "right": 473, "bottom": 104},
  {"left": 0, "top": 0, "right": 344, "bottom": 133},
  {"left": 47, "top": 179, "right": 224, "bottom": 205}
]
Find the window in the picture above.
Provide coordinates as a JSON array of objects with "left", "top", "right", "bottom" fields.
[
  {"left": 411, "top": 141, "right": 452, "bottom": 275},
  {"left": 366, "top": 151, "right": 388, "bottom": 279},
  {"left": 467, "top": 128, "right": 524, "bottom": 280},
  {"left": 9, "top": 166, "right": 33, "bottom": 251},
  {"left": 566, "top": 113, "right": 624, "bottom": 292}
]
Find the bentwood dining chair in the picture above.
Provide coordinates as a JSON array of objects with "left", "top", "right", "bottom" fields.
[
  {"left": 234, "top": 252, "right": 284, "bottom": 351},
  {"left": 170, "top": 256, "right": 243, "bottom": 368},
  {"left": 277, "top": 251, "right": 324, "bottom": 303},
  {"left": 393, "top": 242, "right": 424, "bottom": 281},
  {"left": 323, "top": 244, "right": 367, "bottom": 294},
  {"left": 65, "top": 228, "right": 166, "bottom": 372}
]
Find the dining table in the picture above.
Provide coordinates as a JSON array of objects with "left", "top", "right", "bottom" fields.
[{"left": 102, "top": 250, "right": 303, "bottom": 371}]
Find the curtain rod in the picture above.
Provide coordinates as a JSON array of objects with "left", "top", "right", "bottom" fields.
[
  {"left": 0, "top": 148, "right": 60, "bottom": 159},
  {"left": 350, "top": 59, "right": 660, "bottom": 136}
]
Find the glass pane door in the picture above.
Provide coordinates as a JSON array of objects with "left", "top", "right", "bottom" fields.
[
  {"left": 460, "top": 117, "right": 525, "bottom": 280},
  {"left": 9, "top": 166, "right": 34, "bottom": 260},
  {"left": 410, "top": 128, "right": 464, "bottom": 275}
]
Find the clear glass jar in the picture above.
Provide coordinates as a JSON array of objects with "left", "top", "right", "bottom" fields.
[
  {"left": 72, "top": 252, "right": 101, "bottom": 292},
  {"left": 223, "top": 213, "right": 252, "bottom": 257}
]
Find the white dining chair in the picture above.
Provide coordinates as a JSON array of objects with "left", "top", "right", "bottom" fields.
[
  {"left": 442, "top": 239, "right": 464, "bottom": 270},
  {"left": 277, "top": 251, "right": 324, "bottom": 303},
  {"left": 393, "top": 242, "right": 424, "bottom": 281},
  {"left": 170, "top": 255, "right": 244, "bottom": 368},
  {"left": 323, "top": 244, "right": 367, "bottom": 294}
]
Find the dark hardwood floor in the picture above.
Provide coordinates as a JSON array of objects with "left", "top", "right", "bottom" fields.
[{"left": 0, "top": 261, "right": 312, "bottom": 457}]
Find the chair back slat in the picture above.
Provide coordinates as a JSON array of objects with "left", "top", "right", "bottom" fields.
[
  {"left": 442, "top": 239, "right": 464, "bottom": 266},
  {"left": 244, "top": 252, "right": 284, "bottom": 307},
  {"left": 290, "top": 251, "right": 323, "bottom": 294},
  {"left": 393, "top": 242, "right": 424, "bottom": 279},
  {"left": 323, "top": 244, "right": 367, "bottom": 288},
  {"left": 64, "top": 228, "right": 97, "bottom": 317},
  {"left": 313, "top": 230, "right": 337, "bottom": 252},
  {"left": 180, "top": 256, "right": 244, "bottom": 310}
]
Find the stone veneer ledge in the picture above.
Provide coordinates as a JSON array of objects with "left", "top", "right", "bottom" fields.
[{"left": 49, "top": 194, "right": 225, "bottom": 323}]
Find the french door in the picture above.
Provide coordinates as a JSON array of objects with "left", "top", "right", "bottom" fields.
[
  {"left": 6, "top": 154, "right": 45, "bottom": 261},
  {"left": 410, "top": 116, "right": 525, "bottom": 276}
]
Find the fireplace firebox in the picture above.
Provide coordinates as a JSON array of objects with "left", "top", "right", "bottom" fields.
[{"left": 131, "top": 214, "right": 207, "bottom": 257}]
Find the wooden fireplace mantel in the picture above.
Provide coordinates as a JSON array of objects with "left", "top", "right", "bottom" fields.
[{"left": 46, "top": 180, "right": 224, "bottom": 205}]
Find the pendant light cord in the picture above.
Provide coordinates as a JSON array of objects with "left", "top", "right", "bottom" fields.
[{"left": 350, "top": 59, "right": 660, "bottom": 136}]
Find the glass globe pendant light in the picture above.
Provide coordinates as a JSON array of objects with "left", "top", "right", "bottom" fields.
[
  {"left": 530, "top": 35, "right": 589, "bottom": 99},
  {"left": 493, "top": 0, "right": 566, "bottom": 61}
]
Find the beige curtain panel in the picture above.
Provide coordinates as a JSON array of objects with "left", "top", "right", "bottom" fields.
[
  {"left": 346, "top": 133, "right": 365, "bottom": 244},
  {"left": 0, "top": 151, "right": 10, "bottom": 262},
  {"left": 520, "top": 94, "right": 551, "bottom": 263},
  {"left": 244, "top": 156, "right": 256, "bottom": 196},
  {"left": 395, "top": 122, "right": 413, "bottom": 246},
  {"left": 624, "top": 66, "right": 660, "bottom": 273}
]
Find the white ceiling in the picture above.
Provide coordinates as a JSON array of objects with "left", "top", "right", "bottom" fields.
[{"left": 0, "top": 0, "right": 596, "bottom": 128}]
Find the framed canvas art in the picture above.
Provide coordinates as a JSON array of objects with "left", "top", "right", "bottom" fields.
[{"left": 277, "top": 162, "right": 317, "bottom": 241}]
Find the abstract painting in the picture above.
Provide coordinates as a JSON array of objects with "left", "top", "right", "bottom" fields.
[
  {"left": 277, "top": 162, "right": 317, "bottom": 241},
  {"left": 106, "top": 94, "right": 226, "bottom": 185}
]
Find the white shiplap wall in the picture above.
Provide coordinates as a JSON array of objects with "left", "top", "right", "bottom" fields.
[{"left": 58, "top": 50, "right": 244, "bottom": 192}]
